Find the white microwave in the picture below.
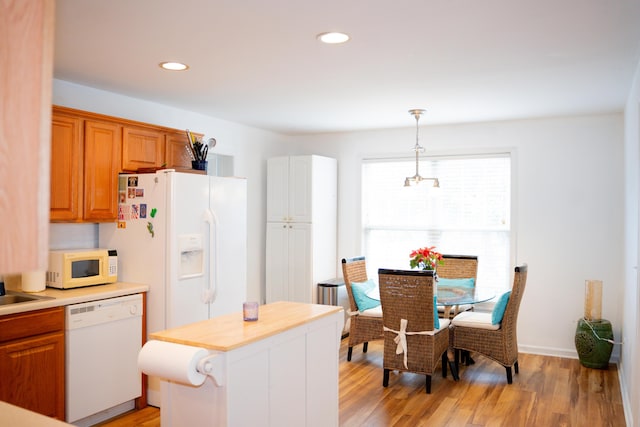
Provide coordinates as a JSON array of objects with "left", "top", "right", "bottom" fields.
[{"left": 46, "top": 249, "right": 118, "bottom": 289}]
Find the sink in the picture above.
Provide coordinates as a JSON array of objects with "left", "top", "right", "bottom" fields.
[{"left": 0, "top": 291, "right": 53, "bottom": 306}]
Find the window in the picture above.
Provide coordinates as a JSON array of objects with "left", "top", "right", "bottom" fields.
[{"left": 362, "top": 154, "right": 512, "bottom": 292}]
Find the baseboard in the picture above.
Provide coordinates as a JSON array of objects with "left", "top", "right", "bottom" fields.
[
  {"left": 617, "top": 361, "right": 633, "bottom": 427},
  {"left": 519, "top": 343, "right": 620, "bottom": 363},
  {"left": 519, "top": 344, "right": 578, "bottom": 359}
]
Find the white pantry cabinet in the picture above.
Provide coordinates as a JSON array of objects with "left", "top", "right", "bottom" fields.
[{"left": 265, "top": 155, "right": 337, "bottom": 304}]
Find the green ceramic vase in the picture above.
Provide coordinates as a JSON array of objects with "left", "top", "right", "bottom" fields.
[{"left": 574, "top": 318, "right": 613, "bottom": 369}]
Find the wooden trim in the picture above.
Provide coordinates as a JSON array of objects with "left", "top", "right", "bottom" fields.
[
  {"left": 135, "top": 292, "right": 148, "bottom": 409},
  {"left": 52, "top": 105, "right": 203, "bottom": 139}
]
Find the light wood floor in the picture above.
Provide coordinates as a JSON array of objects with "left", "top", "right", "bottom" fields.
[{"left": 99, "top": 338, "right": 625, "bottom": 427}]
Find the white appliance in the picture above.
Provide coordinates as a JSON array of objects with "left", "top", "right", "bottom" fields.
[
  {"left": 99, "top": 170, "right": 247, "bottom": 406},
  {"left": 66, "top": 294, "right": 143, "bottom": 426}
]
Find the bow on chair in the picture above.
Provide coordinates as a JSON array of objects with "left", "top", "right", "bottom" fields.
[{"left": 383, "top": 318, "right": 431, "bottom": 369}]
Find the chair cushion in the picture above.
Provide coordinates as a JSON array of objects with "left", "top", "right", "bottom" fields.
[
  {"left": 451, "top": 311, "right": 500, "bottom": 330},
  {"left": 360, "top": 304, "right": 383, "bottom": 318},
  {"left": 437, "top": 318, "right": 451, "bottom": 331},
  {"left": 437, "top": 304, "right": 473, "bottom": 314},
  {"left": 351, "top": 279, "right": 381, "bottom": 311},
  {"left": 437, "top": 277, "right": 475, "bottom": 288},
  {"left": 491, "top": 291, "right": 511, "bottom": 325}
]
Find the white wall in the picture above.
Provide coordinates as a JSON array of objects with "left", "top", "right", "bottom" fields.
[
  {"left": 622, "top": 58, "right": 640, "bottom": 427},
  {"left": 297, "top": 113, "right": 625, "bottom": 361},
  {"left": 51, "top": 79, "right": 296, "bottom": 303}
]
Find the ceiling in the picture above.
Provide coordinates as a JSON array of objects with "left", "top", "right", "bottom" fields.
[{"left": 54, "top": 0, "right": 640, "bottom": 135}]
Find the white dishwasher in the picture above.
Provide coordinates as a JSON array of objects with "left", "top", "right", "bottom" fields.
[{"left": 66, "top": 293, "right": 143, "bottom": 426}]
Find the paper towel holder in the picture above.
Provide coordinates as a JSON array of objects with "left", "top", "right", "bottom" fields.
[{"left": 196, "top": 354, "right": 225, "bottom": 387}]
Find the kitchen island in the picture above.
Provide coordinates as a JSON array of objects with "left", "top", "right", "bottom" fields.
[{"left": 143, "top": 301, "right": 344, "bottom": 427}]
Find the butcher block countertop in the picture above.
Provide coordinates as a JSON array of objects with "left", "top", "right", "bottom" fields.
[
  {"left": 0, "top": 282, "right": 149, "bottom": 316},
  {"left": 0, "top": 402, "right": 72, "bottom": 426},
  {"left": 150, "top": 301, "right": 343, "bottom": 352}
]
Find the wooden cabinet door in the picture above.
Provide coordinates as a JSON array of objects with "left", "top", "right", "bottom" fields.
[
  {"left": 165, "top": 131, "right": 193, "bottom": 170},
  {"left": 0, "top": 332, "right": 65, "bottom": 420},
  {"left": 122, "top": 126, "right": 165, "bottom": 171},
  {"left": 84, "top": 120, "right": 121, "bottom": 221},
  {"left": 50, "top": 113, "right": 83, "bottom": 221},
  {"left": 0, "top": 307, "right": 65, "bottom": 421}
]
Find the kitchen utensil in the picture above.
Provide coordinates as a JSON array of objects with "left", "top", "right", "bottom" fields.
[{"left": 185, "top": 129, "right": 197, "bottom": 160}]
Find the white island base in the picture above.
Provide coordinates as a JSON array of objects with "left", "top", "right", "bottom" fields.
[{"left": 147, "top": 302, "right": 344, "bottom": 427}]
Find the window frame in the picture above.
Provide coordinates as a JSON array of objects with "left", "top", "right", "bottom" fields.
[{"left": 359, "top": 149, "right": 517, "bottom": 294}]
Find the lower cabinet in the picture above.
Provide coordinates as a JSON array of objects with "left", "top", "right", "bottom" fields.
[
  {"left": 0, "top": 307, "right": 65, "bottom": 420},
  {"left": 265, "top": 222, "right": 313, "bottom": 303}
]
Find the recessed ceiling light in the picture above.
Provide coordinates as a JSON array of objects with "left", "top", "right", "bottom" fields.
[
  {"left": 317, "top": 32, "right": 350, "bottom": 44},
  {"left": 159, "top": 61, "right": 189, "bottom": 71}
]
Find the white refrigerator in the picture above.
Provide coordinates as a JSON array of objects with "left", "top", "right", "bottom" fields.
[{"left": 99, "top": 170, "right": 247, "bottom": 407}]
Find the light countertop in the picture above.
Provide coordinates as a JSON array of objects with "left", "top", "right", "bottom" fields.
[
  {"left": 0, "top": 282, "right": 149, "bottom": 316},
  {"left": 0, "top": 402, "right": 72, "bottom": 426},
  {"left": 150, "top": 301, "right": 343, "bottom": 352}
]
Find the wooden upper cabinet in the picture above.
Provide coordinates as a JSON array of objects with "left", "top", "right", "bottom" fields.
[
  {"left": 165, "top": 131, "right": 195, "bottom": 170},
  {"left": 122, "top": 126, "right": 165, "bottom": 171},
  {"left": 84, "top": 120, "right": 121, "bottom": 221},
  {"left": 49, "top": 105, "right": 205, "bottom": 222},
  {"left": 50, "top": 113, "right": 83, "bottom": 221}
]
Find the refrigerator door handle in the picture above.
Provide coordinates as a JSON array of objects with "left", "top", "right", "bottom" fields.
[{"left": 203, "top": 208, "right": 219, "bottom": 304}]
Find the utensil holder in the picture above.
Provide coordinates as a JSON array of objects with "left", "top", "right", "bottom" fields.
[{"left": 192, "top": 160, "right": 208, "bottom": 171}]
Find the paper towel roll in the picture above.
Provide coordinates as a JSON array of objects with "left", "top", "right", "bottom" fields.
[
  {"left": 138, "top": 340, "right": 209, "bottom": 386},
  {"left": 21, "top": 271, "right": 45, "bottom": 292}
]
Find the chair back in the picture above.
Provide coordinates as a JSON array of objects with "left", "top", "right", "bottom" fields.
[
  {"left": 342, "top": 257, "right": 368, "bottom": 313},
  {"left": 503, "top": 264, "right": 528, "bottom": 327},
  {"left": 502, "top": 264, "right": 528, "bottom": 357},
  {"left": 437, "top": 254, "right": 478, "bottom": 283},
  {"left": 378, "top": 269, "right": 436, "bottom": 333}
]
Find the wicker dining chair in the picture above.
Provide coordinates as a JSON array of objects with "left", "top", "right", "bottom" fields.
[
  {"left": 436, "top": 254, "right": 479, "bottom": 318},
  {"left": 341, "top": 257, "right": 384, "bottom": 361},
  {"left": 378, "top": 268, "right": 458, "bottom": 394},
  {"left": 450, "top": 264, "right": 528, "bottom": 384}
]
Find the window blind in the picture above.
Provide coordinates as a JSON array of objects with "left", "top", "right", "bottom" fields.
[{"left": 362, "top": 154, "right": 511, "bottom": 291}]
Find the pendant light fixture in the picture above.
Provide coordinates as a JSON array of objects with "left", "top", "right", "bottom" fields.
[{"left": 404, "top": 109, "right": 439, "bottom": 188}]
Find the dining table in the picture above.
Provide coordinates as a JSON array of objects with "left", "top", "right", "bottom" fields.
[
  {"left": 366, "top": 283, "right": 495, "bottom": 319},
  {"left": 436, "top": 285, "right": 495, "bottom": 318}
]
